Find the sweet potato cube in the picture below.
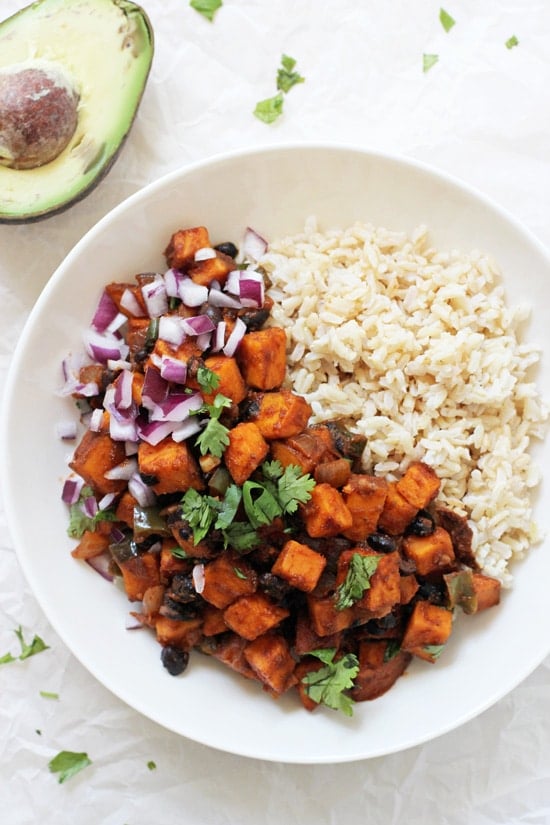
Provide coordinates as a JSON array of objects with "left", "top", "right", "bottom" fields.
[
  {"left": 301, "top": 483, "right": 353, "bottom": 538},
  {"left": 471, "top": 573, "right": 501, "bottom": 612},
  {"left": 351, "top": 641, "right": 412, "bottom": 701},
  {"left": 294, "top": 658, "right": 324, "bottom": 711},
  {"left": 202, "top": 605, "right": 229, "bottom": 636},
  {"left": 69, "top": 430, "right": 127, "bottom": 497},
  {"left": 400, "top": 574, "right": 420, "bottom": 605},
  {"left": 223, "top": 593, "right": 289, "bottom": 641},
  {"left": 244, "top": 634, "right": 296, "bottom": 694},
  {"left": 271, "top": 539, "right": 327, "bottom": 593},
  {"left": 270, "top": 441, "right": 311, "bottom": 474},
  {"left": 203, "top": 633, "right": 258, "bottom": 681},
  {"left": 402, "top": 526, "right": 455, "bottom": 576},
  {"left": 249, "top": 390, "right": 312, "bottom": 440},
  {"left": 293, "top": 610, "right": 342, "bottom": 655},
  {"left": 342, "top": 474, "right": 389, "bottom": 540},
  {"left": 138, "top": 438, "right": 204, "bottom": 495},
  {"left": 188, "top": 251, "right": 235, "bottom": 287},
  {"left": 401, "top": 601, "right": 453, "bottom": 656},
  {"left": 159, "top": 540, "right": 191, "bottom": 583},
  {"left": 396, "top": 461, "right": 441, "bottom": 509},
  {"left": 164, "top": 226, "right": 211, "bottom": 270},
  {"left": 71, "top": 530, "right": 110, "bottom": 560},
  {"left": 201, "top": 553, "right": 257, "bottom": 609},
  {"left": 335, "top": 549, "right": 401, "bottom": 617},
  {"left": 115, "top": 490, "right": 138, "bottom": 528},
  {"left": 306, "top": 594, "right": 355, "bottom": 636},
  {"left": 201, "top": 354, "right": 247, "bottom": 405},
  {"left": 236, "top": 327, "right": 287, "bottom": 389},
  {"left": 224, "top": 422, "right": 269, "bottom": 485},
  {"left": 119, "top": 552, "right": 160, "bottom": 602},
  {"left": 270, "top": 429, "right": 328, "bottom": 474},
  {"left": 377, "top": 482, "right": 419, "bottom": 536},
  {"left": 155, "top": 616, "right": 203, "bottom": 650},
  {"left": 105, "top": 282, "right": 147, "bottom": 317}
]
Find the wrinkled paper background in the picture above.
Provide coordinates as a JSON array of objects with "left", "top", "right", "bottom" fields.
[{"left": 2, "top": 1, "right": 550, "bottom": 822}]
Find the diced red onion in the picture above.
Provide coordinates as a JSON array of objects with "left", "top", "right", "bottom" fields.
[
  {"left": 83, "top": 329, "right": 129, "bottom": 364},
  {"left": 178, "top": 276, "right": 209, "bottom": 307},
  {"left": 120, "top": 288, "right": 146, "bottom": 317},
  {"left": 239, "top": 277, "right": 264, "bottom": 308},
  {"left": 86, "top": 552, "right": 114, "bottom": 582},
  {"left": 159, "top": 356, "right": 187, "bottom": 384},
  {"left": 194, "top": 247, "right": 217, "bottom": 262},
  {"left": 171, "top": 417, "right": 202, "bottom": 443},
  {"left": 181, "top": 315, "right": 216, "bottom": 336},
  {"left": 242, "top": 226, "right": 268, "bottom": 261},
  {"left": 141, "top": 276, "right": 168, "bottom": 318},
  {"left": 158, "top": 315, "right": 186, "bottom": 346},
  {"left": 163, "top": 268, "right": 182, "bottom": 298},
  {"left": 109, "top": 412, "right": 138, "bottom": 443},
  {"left": 91, "top": 290, "right": 119, "bottom": 333},
  {"left": 61, "top": 477, "right": 84, "bottom": 505},
  {"left": 114, "top": 369, "right": 134, "bottom": 410},
  {"left": 110, "top": 526, "right": 127, "bottom": 544},
  {"left": 192, "top": 563, "right": 205, "bottom": 594},
  {"left": 89, "top": 408, "right": 104, "bottom": 432},
  {"left": 225, "top": 269, "right": 241, "bottom": 296},
  {"left": 82, "top": 496, "right": 99, "bottom": 518},
  {"left": 107, "top": 358, "right": 131, "bottom": 372},
  {"left": 128, "top": 471, "right": 157, "bottom": 505},
  {"left": 208, "top": 288, "right": 241, "bottom": 309},
  {"left": 104, "top": 457, "right": 138, "bottom": 481},
  {"left": 223, "top": 317, "right": 247, "bottom": 357},
  {"left": 212, "top": 321, "right": 226, "bottom": 353},
  {"left": 106, "top": 312, "right": 127, "bottom": 335},
  {"left": 196, "top": 331, "right": 212, "bottom": 352},
  {"left": 141, "top": 367, "right": 169, "bottom": 410},
  {"left": 98, "top": 492, "right": 117, "bottom": 510},
  {"left": 150, "top": 391, "right": 203, "bottom": 423},
  {"left": 125, "top": 440, "right": 139, "bottom": 456},
  {"left": 56, "top": 420, "right": 78, "bottom": 440},
  {"left": 136, "top": 419, "right": 175, "bottom": 447}
]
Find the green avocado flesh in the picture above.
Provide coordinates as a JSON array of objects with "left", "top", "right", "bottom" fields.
[{"left": 0, "top": 0, "right": 153, "bottom": 222}]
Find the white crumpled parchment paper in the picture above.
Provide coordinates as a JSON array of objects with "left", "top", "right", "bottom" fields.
[{"left": 2, "top": 1, "right": 550, "bottom": 822}]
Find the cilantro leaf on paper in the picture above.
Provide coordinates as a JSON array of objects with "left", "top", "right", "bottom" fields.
[
  {"left": 439, "top": 8, "right": 456, "bottom": 32},
  {"left": 277, "top": 54, "right": 305, "bottom": 93},
  {"left": 190, "top": 0, "right": 222, "bottom": 22},
  {"left": 253, "top": 93, "right": 285, "bottom": 124},
  {"left": 423, "top": 53, "right": 439, "bottom": 72},
  {"left": 147, "top": 760, "right": 157, "bottom": 771},
  {"left": 39, "top": 691, "right": 60, "bottom": 700},
  {"left": 1, "top": 625, "right": 50, "bottom": 665},
  {"left": 48, "top": 751, "right": 92, "bottom": 784},
  {"left": 335, "top": 553, "right": 380, "bottom": 611},
  {"left": 301, "top": 649, "right": 359, "bottom": 717},
  {"left": 505, "top": 35, "right": 519, "bottom": 49}
]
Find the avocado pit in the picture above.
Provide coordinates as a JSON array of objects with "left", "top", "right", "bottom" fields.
[{"left": 0, "top": 61, "right": 79, "bottom": 170}]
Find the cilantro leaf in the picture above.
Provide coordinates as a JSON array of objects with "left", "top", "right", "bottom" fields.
[
  {"left": 261, "top": 460, "right": 284, "bottom": 481},
  {"left": 383, "top": 640, "right": 401, "bottom": 663},
  {"left": 301, "top": 649, "right": 359, "bottom": 717},
  {"left": 170, "top": 546, "right": 190, "bottom": 559},
  {"left": 335, "top": 553, "right": 380, "bottom": 611},
  {"left": 423, "top": 53, "right": 439, "bottom": 72},
  {"left": 0, "top": 652, "right": 16, "bottom": 666},
  {"left": 214, "top": 484, "right": 242, "bottom": 530},
  {"left": 180, "top": 489, "right": 218, "bottom": 545},
  {"left": 67, "top": 486, "right": 117, "bottom": 539},
  {"left": 222, "top": 521, "right": 260, "bottom": 552},
  {"left": 277, "top": 54, "right": 305, "bottom": 93},
  {"left": 439, "top": 8, "right": 455, "bottom": 32},
  {"left": 48, "top": 751, "right": 92, "bottom": 784},
  {"left": 147, "top": 760, "right": 157, "bottom": 771},
  {"left": 275, "top": 464, "right": 316, "bottom": 514},
  {"left": 194, "top": 393, "right": 232, "bottom": 457},
  {"left": 190, "top": 0, "right": 222, "bottom": 22},
  {"left": 233, "top": 566, "right": 248, "bottom": 580},
  {"left": 423, "top": 644, "right": 445, "bottom": 660},
  {"left": 196, "top": 366, "right": 220, "bottom": 394},
  {"left": 40, "top": 691, "right": 60, "bottom": 700},
  {"left": 253, "top": 93, "right": 285, "bottom": 124},
  {"left": 242, "top": 480, "right": 282, "bottom": 528},
  {"left": 505, "top": 35, "right": 519, "bottom": 49},
  {"left": 1, "top": 626, "right": 50, "bottom": 665}
]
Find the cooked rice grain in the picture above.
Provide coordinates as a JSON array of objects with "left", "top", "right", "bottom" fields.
[{"left": 261, "top": 219, "right": 548, "bottom": 586}]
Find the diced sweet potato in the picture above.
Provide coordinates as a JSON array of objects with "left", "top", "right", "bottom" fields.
[
  {"left": 138, "top": 438, "right": 204, "bottom": 495},
  {"left": 236, "top": 327, "right": 287, "bottom": 389},
  {"left": 270, "top": 429, "right": 329, "bottom": 474},
  {"left": 293, "top": 610, "right": 342, "bottom": 655},
  {"left": 71, "top": 530, "right": 110, "bottom": 560},
  {"left": 115, "top": 490, "right": 138, "bottom": 528},
  {"left": 401, "top": 600, "right": 453, "bottom": 657},
  {"left": 155, "top": 616, "right": 203, "bottom": 650},
  {"left": 342, "top": 474, "right": 389, "bottom": 540},
  {"left": 402, "top": 526, "right": 455, "bottom": 576},
  {"left": 164, "top": 226, "right": 211, "bottom": 270},
  {"left": 471, "top": 572, "right": 501, "bottom": 612},
  {"left": 294, "top": 658, "right": 324, "bottom": 711},
  {"left": 159, "top": 539, "right": 191, "bottom": 583},
  {"left": 223, "top": 593, "right": 289, "bottom": 641},
  {"left": 201, "top": 553, "right": 257, "bottom": 609},
  {"left": 224, "top": 422, "right": 269, "bottom": 485},
  {"left": 306, "top": 594, "right": 355, "bottom": 636},
  {"left": 105, "top": 281, "right": 147, "bottom": 317},
  {"left": 376, "top": 482, "right": 418, "bottom": 535},
  {"left": 301, "top": 483, "right": 353, "bottom": 538},
  {"left": 188, "top": 251, "right": 235, "bottom": 287},
  {"left": 248, "top": 390, "right": 312, "bottom": 440},
  {"left": 271, "top": 539, "right": 327, "bottom": 593},
  {"left": 202, "top": 605, "right": 228, "bottom": 636},
  {"left": 400, "top": 574, "right": 420, "bottom": 605},
  {"left": 335, "top": 549, "right": 401, "bottom": 617},
  {"left": 201, "top": 633, "right": 258, "bottom": 681},
  {"left": 119, "top": 552, "right": 160, "bottom": 602},
  {"left": 351, "top": 641, "right": 412, "bottom": 701},
  {"left": 69, "top": 430, "right": 128, "bottom": 497},
  {"left": 201, "top": 354, "right": 247, "bottom": 405},
  {"left": 244, "top": 634, "right": 296, "bottom": 694},
  {"left": 396, "top": 461, "right": 441, "bottom": 509},
  {"left": 270, "top": 440, "right": 311, "bottom": 474}
]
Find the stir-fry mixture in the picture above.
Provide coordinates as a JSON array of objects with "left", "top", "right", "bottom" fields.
[{"left": 60, "top": 225, "right": 501, "bottom": 716}]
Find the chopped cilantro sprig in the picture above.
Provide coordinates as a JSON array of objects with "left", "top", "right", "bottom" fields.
[
  {"left": 301, "top": 648, "right": 359, "bottom": 717},
  {"left": 335, "top": 553, "right": 380, "bottom": 611},
  {"left": 193, "top": 393, "right": 232, "bottom": 457},
  {"left": 67, "top": 486, "right": 117, "bottom": 539},
  {"left": 0, "top": 625, "right": 49, "bottom": 665},
  {"left": 190, "top": 0, "right": 222, "bottom": 22},
  {"left": 254, "top": 54, "right": 305, "bottom": 124},
  {"left": 48, "top": 751, "right": 92, "bottom": 784}
]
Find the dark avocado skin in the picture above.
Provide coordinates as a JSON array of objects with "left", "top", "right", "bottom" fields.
[{"left": 0, "top": 0, "right": 154, "bottom": 223}]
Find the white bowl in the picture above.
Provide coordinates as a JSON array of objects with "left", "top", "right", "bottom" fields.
[{"left": 3, "top": 143, "right": 550, "bottom": 763}]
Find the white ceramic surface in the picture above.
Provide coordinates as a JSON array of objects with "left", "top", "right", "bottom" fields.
[{"left": 3, "top": 143, "right": 550, "bottom": 763}]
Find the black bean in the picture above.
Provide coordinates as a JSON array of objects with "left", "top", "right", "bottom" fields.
[
  {"left": 139, "top": 472, "right": 159, "bottom": 486},
  {"left": 259, "top": 572, "right": 291, "bottom": 602},
  {"left": 407, "top": 510, "right": 435, "bottom": 537},
  {"left": 170, "top": 573, "right": 198, "bottom": 603},
  {"left": 214, "top": 241, "right": 239, "bottom": 258},
  {"left": 160, "top": 645, "right": 189, "bottom": 676},
  {"left": 367, "top": 532, "right": 397, "bottom": 553}
]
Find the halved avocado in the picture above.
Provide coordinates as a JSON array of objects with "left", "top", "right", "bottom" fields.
[{"left": 0, "top": 0, "right": 153, "bottom": 223}]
